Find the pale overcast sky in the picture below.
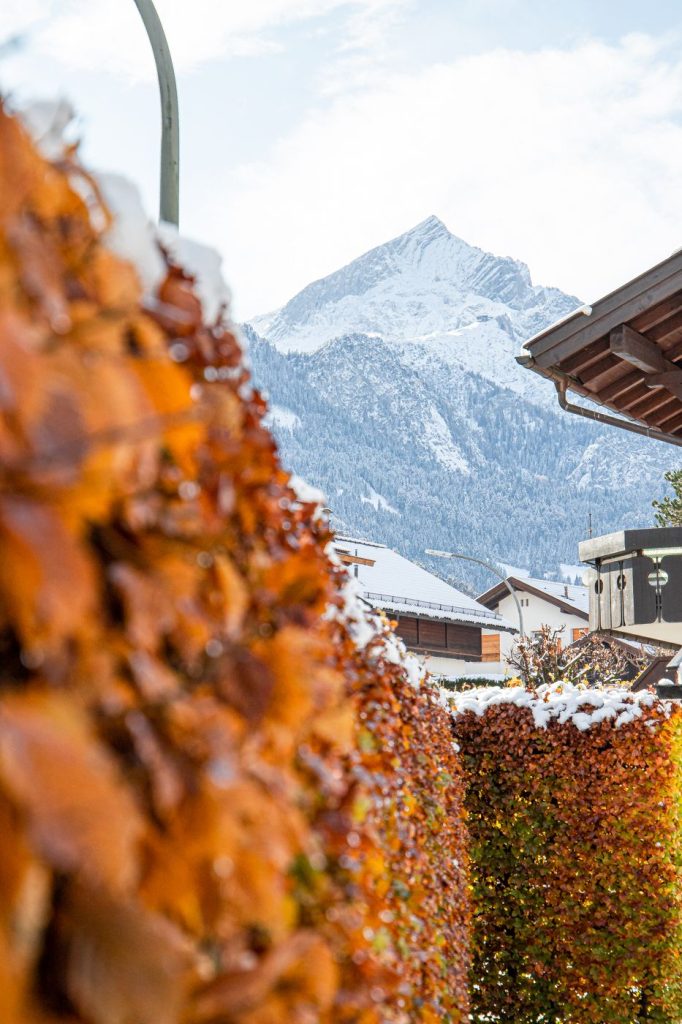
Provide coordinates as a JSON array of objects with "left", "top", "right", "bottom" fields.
[{"left": 4, "top": 1, "right": 682, "bottom": 319}]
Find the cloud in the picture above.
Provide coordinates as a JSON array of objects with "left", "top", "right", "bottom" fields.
[
  {"left": 203, "top": 33, "right": 682, "bottom": 318},
  {"left": 6, "top": 0, "right": 405, "bottom": 77}
]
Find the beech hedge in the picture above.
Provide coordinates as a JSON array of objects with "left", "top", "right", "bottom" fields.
[
  {"left": 448, "top": 683, "right": 682, "bottom": 1024},
  {"left": 0, "top": 103, "right": 470, "bottom": 1023}
]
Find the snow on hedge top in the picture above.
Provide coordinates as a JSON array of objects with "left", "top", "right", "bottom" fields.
[{"left": 443, "top": 682, "right": 664, "bottom": 731}]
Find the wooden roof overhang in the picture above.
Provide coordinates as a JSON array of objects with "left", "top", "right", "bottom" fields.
[{"left": 517, "top": 249, "right": 682, "bottom": 447}]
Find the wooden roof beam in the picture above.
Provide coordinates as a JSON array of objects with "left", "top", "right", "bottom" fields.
[
  {"left": 618, "top": 383, "right": 658, "bottom": 411},
  {"left": 596, "top": 369, "right": 644, "bottom": 403},
  {"left": 558, "top": 338, "right": 610, "bottom": 375},
  {"left": 577, "top": 354, "right": 620, "bottom": 386},
  {"left": 609, "top": 324, "right": 668, "bottom": 373},
  {"left": 646, "top": 404, "right": 682, "bottom": 430},
  {"left": 649, "top": 308, "right": 682, "bottom": 342},
  {"left": 647, "top": 369, "right": 682, "bottom": 389},
  {"left": 631, "top": 290, "right": 682, "bottom": 332},
  {"left": 526, "top": 259, "right": 682, "bottom": 364},
  {"left": 628, "top": 390, "right": 679, "bottom": 419},
  {"left": 657, "top": 407, "right": 682, "bottom": 430},
  {"left": 666, "top": 340, "right": 682, "bottom": 362},
  {"left": 655, "top": 409, "right": 682, "bottom": 434},
  {"left": 610, "top": 324, "right": 682, "bottom": 401},
  {"left": 337, "top": 552, "right": 376, "bottom": 567}
]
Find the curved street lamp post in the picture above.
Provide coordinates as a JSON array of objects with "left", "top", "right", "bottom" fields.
[
  {"left": 425, "top": 549, "right": 525, "bottom": 638},
  {"left": 133, "top": 0, "right": 180, "bottom": 226}
]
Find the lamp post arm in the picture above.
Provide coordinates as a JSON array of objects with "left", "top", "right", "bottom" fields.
[
  {"left": 425, "top": 549, "right": 525, "bottom": 638},
  {"left": 133, "top": 0, "right": 179, "bottom": 226}
]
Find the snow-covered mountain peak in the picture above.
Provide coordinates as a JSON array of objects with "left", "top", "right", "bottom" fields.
[
  {"left": 249, "top": 217, "right": 580, "bottom": 405},
  {"left": 246, "top": 223, "right": 676, "bottom": 588}
]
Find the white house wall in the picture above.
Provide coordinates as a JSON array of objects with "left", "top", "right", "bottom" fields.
[
  {"left": 484, "top": 590, "right": 588, "bottom": 670},
  {"left": 409, "top": 651, "right": 507, "bottom": 683}
]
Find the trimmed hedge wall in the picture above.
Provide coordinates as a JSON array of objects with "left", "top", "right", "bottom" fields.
[
  {"left": 0, "top": 103, "right": 470, "bottom": 1023},
  {"left": 448, "top": 684, "right": 682, "bottom": 1024}
]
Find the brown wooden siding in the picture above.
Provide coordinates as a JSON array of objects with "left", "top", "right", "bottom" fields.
[
  {"left": 395, "top": 615, "right": 482, "bottom": 660},
  {"left": 481, "top": 633, "right": 501, "bottom": 662},
  {"left": 419, "top": 619, "right": 447, "bottom": 648},
  {"left": 446, "top": 623, "right": 481, "bottom": 658},
  {"left": 396, "top": 616, "right": 418, "bottom": 645}
]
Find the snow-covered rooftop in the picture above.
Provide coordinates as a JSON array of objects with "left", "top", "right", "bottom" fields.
[
  {"left": 480, "top": 574, "right": 589, "bottom": 617},
  {"left": 522, "top": 577, "right": 589, "bottom": 615},
  {"left": 333, "top": 537, "right": 515, "bottom": 632}
]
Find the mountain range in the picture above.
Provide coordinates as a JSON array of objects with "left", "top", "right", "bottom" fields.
[{"left": 244, "top": 216, "right": 676, "bottom": 594}]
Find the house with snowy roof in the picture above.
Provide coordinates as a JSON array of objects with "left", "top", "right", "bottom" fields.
[
  {"left": 333, "top": 537, "right": 515, "bottom": 679},
  {"left": 478, "top": 576, "right": 589, "bottom": 666}
]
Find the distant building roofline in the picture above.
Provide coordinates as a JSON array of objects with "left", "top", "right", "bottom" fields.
[
  {"left": 478, "top": 575, "right": 589, "bottom": 621},
  {"left": 333, "top": 535, "right": 388, "bottom": 549}
]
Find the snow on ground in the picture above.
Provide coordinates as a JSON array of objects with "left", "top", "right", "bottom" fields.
[
  {"left": 497, "top": 561, "right": 531, "bottom": 579},
  {"left": 265, "top": 405, "right": 301, "bottom": 431},
  {"left": 361, "top": 486, "right": 399, "bottom": 514},
  {"left": 560, "top": 563, "right": 586, "bottom": 582},
  {"left": 442, "top": 681, "right": 664, "bottom": 731},
  {"left": 423, "top": 406, "right": 470, "bottom": 474}
]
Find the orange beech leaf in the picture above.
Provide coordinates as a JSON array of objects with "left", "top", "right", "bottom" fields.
[
  {"left": 131, "top": 357, "right": 196, "bottom": 421},
  {"left": 190, "top": 931, "right": 337, "bottom": 1023},
  {"left": 0, "top": 798, "right": 51, "bottom": 1022},
  {"left": 212, "top": 553, "right": 249, "bottom": 639},
  {"left": 63, "top": 884, "right": 196, "bottom": 1024},
  {"left": 0, "top": 927, "right": 25, "bottom": 1024},
  {"left": 6, "top": 213, "right": 70, "bottom": 332},
  {"left": 0, "top": 497, "right": 95, "bottom": 649},
  {"left": 0, "top": 693, "right": 143, "bottom": 890},
  {"left": 157, "top": 267, "right": 204, "bottom": 336},
  {"left": 127, "top": 650, "right": 181, "bottom": 702},
  {"left": 109, "top": 562, "right": 178, "bottom": 653},
  {"left": 0, "top": 108, "right": 40, "bottom": 218},
  {"left": 254, "top": 626, "right": 343, "bottom": 729},
  {"left": 124, "top": 710, "right": 186, "bottom": 818},
  {"left": 452, "top": 693, "right": 682, "bottom": 1022},
  {"left": 0, "top": 310, "right": 45, "bottom": 424},
  {"left": 85, "top": 246, "right": 141, "bottom": 310}
]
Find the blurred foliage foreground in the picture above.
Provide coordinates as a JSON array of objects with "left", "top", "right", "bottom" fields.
[{"left": 0, "top": 103, "right": 470, "bottom": 1023}]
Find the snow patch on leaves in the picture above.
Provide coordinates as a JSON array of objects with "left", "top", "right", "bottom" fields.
[
  {"left": 328, "top": 575, "right": 425, "bottom": 688},
  {"left": 443, "top": 681, "right": 664, "bottom": 731}
]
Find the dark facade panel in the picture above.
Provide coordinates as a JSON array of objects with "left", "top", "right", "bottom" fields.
[
  {"left": 419, "top": 619, "right": 447, "bottom": 648},
  {"left": 582, "top": 528, "right": 682, "bottom": 637},
  {"left": 447, "top": 623, "right": 482, "bottom": 658},
  {"left": 395, "top": 615, "right": 484, "bottom": 660},
  {"left": 393, "top": 610, "right": 483, "bottom": 659},
  {"left": 395, "top": 615, "right": 418, "bottom": 646}
]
